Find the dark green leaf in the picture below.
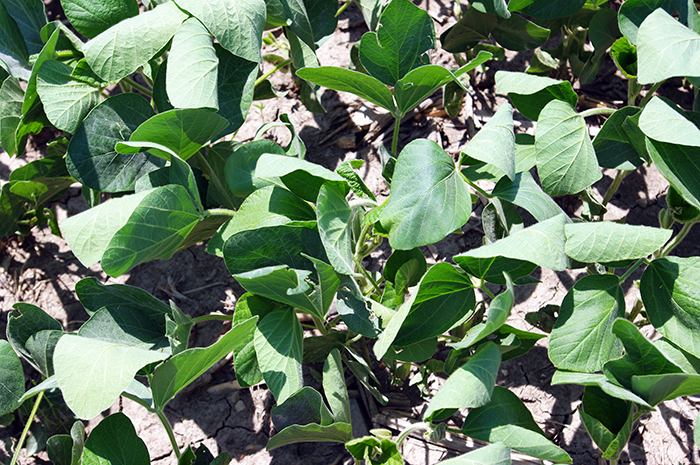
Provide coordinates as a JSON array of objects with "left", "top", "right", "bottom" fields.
[
  {"left": 440, "top": 7, "right": 497, "bottom": 53},
  {"left": 593, "top": 106, "right": 645, "bottom": 170},
  {"left": 271, "top": 386, "right": 333, "bottom": 430},
  {"left": 303, "top": 331, "right": 347, "bottom": 363},
  {"left": 317, "top": 182, "right": 354, "bottom": 275},
  {"left": 645, "top": 139, "right": 700, "bottom": 210},
  {"left": 0, "top": 340, "right": 24, "bottom": 415},
  {"left": 551, "top": 371, "right": 651, "bottom": 406},
  {"left": 579, "top": 387, "right": 634, "bottom": 460},
  {"left": 0, "top": 75, "right": 22, "bottom": 155},
  {"left": 26, "top": 330, "right": 63, "bottom": 377},
  {"left": 471, "top": 0, "right": 509, "bottom": 18},
  {"left": 266, "top": 422, "right": 353, "bottom": 450},
  {"left": 508, "top": 0, "right": 586, "bottom": 20},
  {"left": 0, "top": 0, "right": 31, "bottom": 79},
  {"left": 455, "top": 255, "right": 536, "bottom": 285},
  {"left": 214, "top": 45, "right": 258, "bottom": 136},
  {"left": 611, "top": 37, "right": 638, "bottom": 78},
  {"left": 82, "top": 413, "right": 149, "bottom": 465},
  {"left": 491, "top": 13, "right": 550, "bottom": 51},
  {"left": 323, "top": 349, "right": 351, "bottom": 424},
  {"left": 7, "top": 302, "right": 62, "bottom": 368},
  {"left": 61, "top": 0, "right": 138, "bottom": 38},
  {"left": 491, "top": 171, "right": 565, "bottom": 221},
  {"left": 335, "top": 285, "right": 381, "bottom": 338}
]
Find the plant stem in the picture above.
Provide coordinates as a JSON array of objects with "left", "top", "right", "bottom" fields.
[
  {"left": 602, "top": 170, "right": 630, "bottom": 208},
  {"left": 479, "top": 283, "right": 496, "bottom": 300},
  {"left": 313, "top": 315, "right": 329, "bottom": 335},
  {"left": 193, "top": 313, "right": 232, "bottom": 323},
  {"left": 10, "top": 391, "right": 44, "bottom": 465},
  {"left": 617, "top": 258, "right": 646, "bottom": 284},
  {"left": 627, "top": 297, "right": 644, "bottom": 322},
  {"left": 396, "top": 422, "right": 429, "bottom": 447},
  {"left": 579, "top": 107, "right": 617, "bottom": 118},
  {"left": 122, "top": 76, "right": 153, "bottom": 97},
  {"left": 391, "top": 114, "right": 402, "bottom": 156},
  {"left": 639, "top": 81, "right": 664, "bottom": 108},
  {"left": 156, "top": 410, "right": 181, "bottom": 459},
  {"left": 255, "top": 58, "right": 293, "bottom": 87},
  {"left": 335, "top": 1, "right": 351, "bottom": 17},
  {"left": 658, "top": 221, "right": 696, "bottom": 258}
]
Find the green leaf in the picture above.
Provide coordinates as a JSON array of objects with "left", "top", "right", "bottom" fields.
[
  {"left": 455, "top": 255, "right": 536, "bottom": 285},
  {"left": 603, "top": 319, "right": 684, "bottom": 392},
  {"left": 424, "top": 342, "right": 501, "bottom": 421},
  {"left": 632, "top": 373, "right": 700, "bottom": 406},
  {"left": 296, "top": 66, "right": 396, "bottom": 112},
  {"left": 462, "top": 387, "right": 571, "bottom": 462},
  {"left": 82, "top": 413, "right": 149, "bottom": 465},
  {"left": 618, "top": 0, "right": 700, "bottom": 45},
  {"left": 495, "top": 71, "right": 577, "bottom": 121},
  {"left": 0, "top": 0, "right": 31, "bottom": 80},
  {"left": 437, "top": 443, "right": 511, "bottom": 465},
  {"left": 221, "top": 139, "right": 285, "bottom": 198},
  {"left": 54, "top": 335, "right": 169, "bottom": 419},
  {"left": 449, "top": 277, "right": 514, "bottom": 350},
  {"left": 393, "top": 263, "right": 475, "bottom": 346},
  {"left": 535, "top": 99, "right": 602, "bottom": 196},
  {"left": 335, "top": 284, "right": 381, "bottom": 338},
  {"left": 641, "top": 257, "right": 700, "bottom": 358},
  {"left": 456, "top": 213, "right": 569, "bottom": 271},
  {"left": 639, "top": 97, "right": 700, "bottom": 147},
  {"left": 380, "top": 139, "right": 471, "bottom": 249},
  {"left": 214, "top": 45, "right": 258, "bottom": 136},
  {"left": 508, "top": 0, "right": 586, "bottom": 19},
  {"left": 549, "top": 275, "right": 625, "bottom": 372},
  {"left": 645, "top": 139, "right": 700, "bottom": 209},
  {"left": 303, "top": 331, "right": 346, "bottom": 363},
  {"left": 2, "top": 0, "right": 46, "bottom": 55},
  {"left": 173, "top": 0, "right": 265, "bottom": 63},
  {"left": 565, "top": 222, "right": 671, "bottom": 263},
  {"left": 637, "top": 8, "right": 700, "bottom": 84},
  {"left": 83, "top": 2, "right": 187, "bottom": 82},
  {"left": 471, "top": 0, "right": 509, "bottom": 18},
  {"left": 491, "top": 13, "right": 550, "bottom": 51},
  {"left": 26, "top": 330, "right": 63, "bottom": 377},
  {"left": 323, "top": 349, "right": 351, "bottom": 424},
  {"left": 373, "top": 292, "right": 416, "bottom": 359},
  {"left": 317, "top": 182, "right": 354, "bottom": 275},
  {"left": 7, "top": 303, "right": 62, "bottom": 369},
  {"left": 0, "top": 340, "right": 24, "bottom": 415},
  {"left": 579, "top": 387, "right": 634, "bottom": 461},
  {"left": 279, "top": 0, "right": 337, "bottom": 49},
  {"left": 61, "top": 0, "right": 138, "bottom": 39},
  {"left": 36, "top": 60, "right": 100, "bottom": 134},
  {"left": 358, "top": 0, "right": 435, "bottom": 86},
  {"left": 593, "top": 106, "right": 645, "bottom": 170},
  {"left": 611, "top": 37, "right": 638, "bottom": 78},
  {"left": 439, "top": 8, "right": 497, "bottom": 53},
  {"left": 166, "top": 17, "right": 219, "bottom": 110},
  {"left": 254, "top": 309, "right": 304, "bottom": 403},
  {"left": 491, "top": 171, "right": 565, "bottom": 222},
  {"left": 344, "top": 348, "right": 389, "bottom": 405},
  {"left": 462, "top": 103, "right": 515, "bottom": 180},
  {"left": 0, "top": 76, "right": 23, "bottom": 156},
  {"left": 61, "top": 190, "right": 152, "bottom": 268},
  {"left": 77, "top": 276, "right": 173, "bottom": 319},
  {"left": 266, "top": 422, "right": 353, "bottom": 450},
  {"left": 128, "top": 109, "right": 229, "bottom": 161},
  {"left": 271, "top": 386, "right": 333, "bottom": 431},
  {"left": 151, "top": 317, "right": 257, "bottom": 409},
  {"left": 100, "top": 185, "right": 202, "bottom": 276},
  {"left": 551, "top": 371, "right": 651, "bottom": 406},
  {"left": 66, "top": 93, "right": 165, "bottom": 192}
]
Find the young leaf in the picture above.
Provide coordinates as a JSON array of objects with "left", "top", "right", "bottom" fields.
[
  {"left": 150, "top": 317, "right": 257, "bottom": 409},
  {"left": 436, "top": 443, "right": 510, "bottom": 465},
  {"left": 54, "top": 334, "right": 169, "bottom": 419},
  {"left": 358, "top": 0, "right": 435, "bottom": 86},
  {"left": 592, "top": 106, "right": 645, "bottom": 170},
  {"left": 36, "top": 60, "right": 100, "bottom": 134},
  {"left": 66, "top": 93, "right": 165, "bottom": 193},
  {"left": 491, "top": 171, "right": 565, "bottom": 222},
  {"left": 295, "top": 66, "right": 396, "bottom": 112},
  {"left": 535, "top": 99, "right": 602, "bottom": 196},
  {"left": 507, "top": 0, "right": 586, "bottom": 20},
  {"left": 173, "top": 0, "right": 265, "bottom": 63},
  {"left": 0, "top": 340, "right": 24, "bottom": 416},
  {"left": 618, "top": 0, "right": 700, "bottom": 45},
  {"left": 393, "top": 263, "right": 475, "bottom": 346},
  {"left": 61, "top": 0, "right": 138, "bottom": 39},
  {"left": 462, "top": 103, "right": 515, "bottom": 180},
  {"left": 641, "top": 257, "right": 700, "bottom": 358},
  {"left": 83, "top": 2, "right": 187, "bottom": 82},
  {"left": 495, "top": 71, "right": 577, "bottom": 121},
  {"left": 81, "top": 413, "right": 149, "bottom": 465},
  {"left": 380, "top": 139, "right": 471, "bottom": 250},
  {"left": 549, "top": 275, "right": 625, "bottom": 372},
  {"left": 461, "top": 387, "right": 571, "bottom": 463},
  {"left": 317, "top": 182, "right": 354, "bottom": 275},
  {"left": 166, "top": 17, "right": 219, "bottom": 110},
  {"left": 266, "top": 422, "right": 353, "bottom": 450},
  {"left": 424, "top": 342, "right": 501, "bottom": 421},
  {"left": 564, "top": 223, "right": 672, "bottom": 263},
  {"left": 254, "top": 309, "right": 304, "bottom": 403},
  {"left": 323, "top": 349, "right": 351, "bottom": 424},
  {"left": 637, "top": 8, "right": 700, "bottom": 85}
]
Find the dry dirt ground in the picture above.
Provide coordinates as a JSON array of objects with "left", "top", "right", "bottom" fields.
[{"left": 2, "top": 1, "right": 700, "bottom": 464}]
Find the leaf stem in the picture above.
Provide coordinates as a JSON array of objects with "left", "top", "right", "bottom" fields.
[
  {"left": 122, "top": 75, "right": 153, "bottom": 97},
  {"left": 156, "top": 410, "right": 181, "bottom": 459},
  {"left": 657, "top": 221, "right": 696, "bottom": 258},
  {"left": 335, "top": 1, "right": 351, "bottom": 17},
  {"left": 255, "top": 58, "right": 293, "bottom": 87},
  {"left": 579, "top": 107, "right": 617, "bottom": 118},
  {"left": 396, "top": 422, "right": 429, "bottom": 447},
  {"left": 313, "top": 315, "right": 329, "bottom": 335},
  {"left": 10, "top": 391, "right": 44, "bottom": 465},
  {"left": 479, "top": 282, "right": 495, "bottom": 300},
  {"left": 195, "top": 152, "right": 237, "bottom": 211},
  {"left": 601, "top": 170, "right": 630, "bottom": 208},
  {"left": 193, "top": 313, "right": 232, "bottom": 323},
  {"left": 459, "top": 170, "right": 491, "bottom": 199},
  {"left": 391, "top": 113, "right": 403, "bottom": 156},
  {"left": 617, "top": 258, "right": 646, "bottom": 284},
  {"left": 639, "top": 81, "right": 664, "bottom": 108},
  {"left": 627, "top": 297, "right": 644, "bottom": 322}
]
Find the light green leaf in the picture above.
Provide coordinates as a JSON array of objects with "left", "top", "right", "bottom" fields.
[
  {"left": 296, "top": 66, "right": 396, "bottom": 112},
  {"left": 54, "top": 335, "right": 169, "bottom": 419},
  {"left": 173, "top": 0, "right": 266, "bottom": 63},
  {"left": 637, "top": 8, "right": 700, "bottom": 84},
  {"left": 254, "top": 309, "right": 304, "bottom": 403},
  {"left": 462, "top": 103, "right": 515, "bottom": 180},
  {"left": 536, "top": 99, "right": 602, "bottom": 196},
  {"left": 101, "top": 185, "right": 203, "bottom": 277},
  {"left": 0, "top": 340, "right": 24, "bottom": 415},
  {"left": 81, "top": 413, "right": 149, "bottom": 465},
  {"left": 619, "top": 0, "right": 700, "bottom": 45},
  {"left": 317, "top": 182, "right": 354, "bottom": 275},
  {"left": 358, "top": 0, "right": 435, "bottom": 86},
  {"left": 36, "top": 60, "right": 100, "bottom": 134},
  {"left": 641, "top": 257, "right": 700, "bottom": 359},
  {"left": 61, "top": 190, "right": 152, "bottom": 268},
  {"left": 461, "top": 387, "right": 571, "bottom": 463},
  {"left": 151, "top": 317, "right": 257, "bottom": 409},
  {"left": 456, "top": 213, "right": 569, "bottom": 271},
  {"left": 66, "top": 93, "right": 165, "bottom": 193},
  {"left": 83, "top": 2, "right": 187, "bottom": 82},
  {"left": 551, "top": 371, "right": 651, "bottom": 406},
  {"left": 61, "top": 0, "right": 138, "bottom": 39},
  {"left": 507, "top": 0, "right": 586, "bottom": 19},
  {"left": 380, "top": 139, "right": 471, "bottom": 249},
  {"left": 495, "top": 71, "right": 577, "bottom": 121},
  {"left": 424, "top": 342, "right": 501, "bottom": 421},
  {"left": 565, "top": 222, "right": 671, "bottom": 263},
  {"left": 266, "top": 422, "right": 353, "bottom": 450},
  {"left": 166, "top": 17, "right": 219, "bottom": 110},
  {"left": 437, "top": 443, "right": 511, "bottom": 465},
  {"left": 549, "top": 275, "right": 625, "bottom": 372},
  {"left": 491, "top": 171, "right": 564, "bottom": 222},
  {"left": 639, "top": 97, "right": 700, "bottom": 147},
  {"left": 645, "top": 138, "right": 700, "bottom": 209}
]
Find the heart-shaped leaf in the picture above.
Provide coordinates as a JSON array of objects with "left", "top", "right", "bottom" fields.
[{"left": 81, "top": 413, "right": 149, "bottom": 465}]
